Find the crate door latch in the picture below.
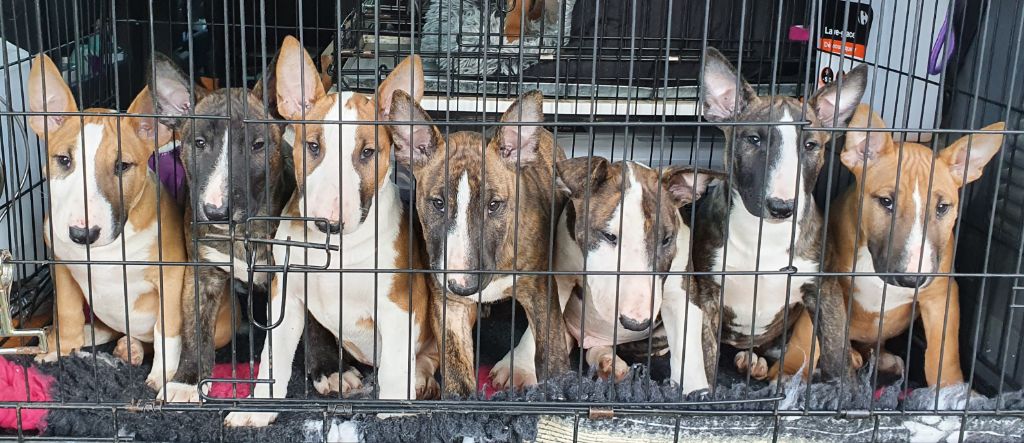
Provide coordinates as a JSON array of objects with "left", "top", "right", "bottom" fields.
[{"left": 0, "top": 250, "right": 47, "bottom": 355}]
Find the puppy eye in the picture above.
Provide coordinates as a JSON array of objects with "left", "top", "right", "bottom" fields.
[
  {"left": 746, "top": 135, "right": 761, "bottom": 146},
  {"left": 804, "top": 140, "right": 819, "bottom": 150},
  {"left": 360, "top": 147, "right": 376, "bottom": 160},
  {"left": 431, "top": 197, "right": 445, "bottom": 212},
  {"left": 194, "top": 138, "right": 207, "bottom": 149},
  {"left": 54, "top": 155, "right": 71, "bottom": 169},
  {"left": 252, "top": 139, "right": 265, "bottom": 151},
  {"left": 306, "top": 141, "right": 321, "bottom": 157},
  {"left": 600, "top": 230, "right": 618, "bottom": 244},
  {"left": 113, "top": 161, "right": 134, "bottom": 176},
  {"left": 936, "top": 202, "right": 952, "bottom": 216},
  {"left": 661, "top": 233, "right": 674, "bottom": 247},
  {"left": 877, "top": 196, "right": 894, "bottom": 212},
  {"left": 487, "top": 199, "right": 504, "bottom": 214}
]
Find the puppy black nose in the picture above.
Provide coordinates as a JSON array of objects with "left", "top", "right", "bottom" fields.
[
  {"left": 765, "top": 198, "right": 794, "bottom": 219},
  {"left": 314, "top": 220, "right": 341, "bottom": 234},
  {"left": 446, "top": 277, "right": 480, "bottom": 296},
  {"left": 69, "top": 226, "right": 101, "bottom": 245},
  {"left": 203, "top": 203, "right": 229, "bottom": 222},
  {"left": 619, "top": 315, "right": 651, "bottom": 332},
  {"left": 891, "top": 274, "right": 928, "bottom": 288}
]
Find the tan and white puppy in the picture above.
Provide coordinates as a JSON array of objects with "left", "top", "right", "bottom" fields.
[
  {"left": 27, "top": 54, "right": 186, "bottom": 390},
  {"left": 224, "top": 37, "right": 438, "bottom": 427},
  {"left": 778, "top": 105, "right": 1004, "bottom": 387},
  {"left": 545, "top": 158, "right": 718, "bottom": 393}
]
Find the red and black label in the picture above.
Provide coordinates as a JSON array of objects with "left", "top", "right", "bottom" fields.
[{"left": 820, "top": 0, "right": 872, "bottom": 59}]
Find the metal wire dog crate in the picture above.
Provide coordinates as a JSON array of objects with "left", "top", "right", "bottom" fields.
[{"left": 1, "top": 0, "right": 1024, "bottom": 441}]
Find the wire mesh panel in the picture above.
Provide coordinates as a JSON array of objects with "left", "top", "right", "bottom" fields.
[{"left": 0, "top": 0, "right": 1023, "bottom": 442}]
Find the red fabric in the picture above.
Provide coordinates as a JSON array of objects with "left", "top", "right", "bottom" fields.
[
  {"left": 477, "top": 365, "right": 497, "bottom": 399},
  {"left": 207, "top": 362, "right": 260, "bottom": 399},
  {"left": 0, "top": 356, "right": 53, "bottom": 431}
]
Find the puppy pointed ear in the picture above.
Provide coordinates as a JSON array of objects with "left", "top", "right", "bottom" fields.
[
  {"left": 810, "top": 65, "right": 868, "bottom": 128},
  {"left": 940, "top": 122, "right": 1005, "bottom": 186},
  {"left": 557, "top": 156, "right": 610, "bottom": 197},
  {"left": 27, "top": 54, "right": 77, "bottom": 136},
  {"left": 841, "top": 104, "right": 893, "bottom": 172},
  {"left": 127, "top": 85, "right": 174, "bottom": 149},
  {"left": 377, "top": 55, "right": 425, "bottom": 119},
  {"left": 276, "top": 35, "right": 325, "bottom": 121},
  {"left": 387, "top": 90, "right": 439, "bottom": 167},
  {"left": 661, "top": 166, "right": 724, "bottom": 207},
  {"left": 148, "top": 52, "right": 203, "bottom": 128},
  {"left": 701, "top": 47, "right": 758, "bottom": 122},
  {"left": 496, "top": 90, "right": 545, "bottom": 166}
]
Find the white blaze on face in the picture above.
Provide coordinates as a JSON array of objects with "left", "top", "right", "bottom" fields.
[
  {"left": 51, "top": 123, "right": 115, "bottom": 244},
  {"left": 443, "top": 172, "right": 474, "bottom": 288},
  {"left": 588, "top": 164, "right": 659, "bottom": 323},
  {"left": 904, "top": 182, "right": 934, "bottom": 274},
  {"left": 302, "top": 92, "right": 363, "bottom": 234},
  {"left": 202, "top": 129, "right": 230, "bottom": 209},
  {"left": 767, "top": 109, "right": 800, "bottom": 203}
]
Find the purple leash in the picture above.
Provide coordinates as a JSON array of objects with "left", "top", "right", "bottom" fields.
[{"left": 928, "top": 1, "right": 958, "bottom": 75}]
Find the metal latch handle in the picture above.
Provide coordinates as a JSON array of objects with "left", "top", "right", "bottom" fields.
[{"left": 0, "top": 250, "right": 48, "bottom": 355}]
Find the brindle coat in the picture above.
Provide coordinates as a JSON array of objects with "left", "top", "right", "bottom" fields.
[{"left": 388, "top": 90, "right": 571, "bottom": 396}]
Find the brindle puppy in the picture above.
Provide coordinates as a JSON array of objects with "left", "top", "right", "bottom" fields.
[
  {"left": 147, "top": 52, "right": 294, "bottom": 401},
  {"left": 387, "top": 89, "right": 570, "bottom": 396}
]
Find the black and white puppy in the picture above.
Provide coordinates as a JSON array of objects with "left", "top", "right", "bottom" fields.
[
  {"left": 147, "top": 52, "right": 295, "bottom": 401},
  {"left": 689, "top": 48, "right": 867, "bottom": 381}
]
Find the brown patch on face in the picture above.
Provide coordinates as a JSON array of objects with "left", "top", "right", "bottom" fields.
[
  {"left": 350, "top": 94, "right": 394, "bottom": 216},
  {"left": 287, "top": 95, "right": 334, "bottom": 192}
]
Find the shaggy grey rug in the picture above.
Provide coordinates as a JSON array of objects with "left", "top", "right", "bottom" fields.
[
  {"left": 421, "top": 0, "right": 577, "bottom": 76},
  {"left": 15, "top": 343, "right": 1024, "bottom": 442}
]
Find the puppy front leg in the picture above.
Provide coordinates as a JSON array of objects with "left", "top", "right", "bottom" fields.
[
  {"left": 920, "top": 282, "right": 964, "bottom": 387},
  {"left": 37, "top": 264, "right": 86, "bottom": 363},
  {"left": 432, "top": 295, "right": 477, "bottom": 398},
  {"left": 695, "top": 277, "right": 722, "bottom": 388},
  {"left": 162, "top": 266, "right": 228, "bottom": 402},
  {"left": 376, "top": 300, "right": 417, "bottom": 400},
  {"left": 490, "top": 327, "right": 537, "bottom": 391},
  {"left": 224, "top": 275, "right": 305, "bottom": 427},
  {"left": 519, "top": 279, "right": 570, "bottom": 381},
  {"left": 148, "top": 263, "right": 185, "bottom": 392},
  {"left": 662, "top": 276, "right": 709, "bottom": 394},
  {"left": 804, "top": 279, "right": 853, "bottom": 381}
]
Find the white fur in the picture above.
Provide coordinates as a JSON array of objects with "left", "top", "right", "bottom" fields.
[
  {"left": 767, "top": 111, "right": 799, "bottom": 202},
  {"left": 52, "top": 219, "right": 160, "bottom": 341},
  {"left": 201, "top": 129, "right": 230, "bottom": 208},
  {"left": 851, "top": 246, "right": 919, "bottom": 313},
  {"left": 301, "top": 92, "right": 364, "bottom": 234},
  {"left": 443, "top": 172, "right": 474, "bottom": 288},
  {"left": 199, "top": 245, "right": 252, "bottom": 281},
  {"left": 663, "top": 224, "right": 709, "bottom": 393},
  {"left": 148, "top": 332, "right": 180, "bottom": 386},
  {"left": 49, "top": 123, "right": 116, "bottom": 245},
  {"left": 904, "top": 182, "right": 935, "bottom": 274},
  {"left": 712, "top": 190, "right": 817, "bottom": 338}
]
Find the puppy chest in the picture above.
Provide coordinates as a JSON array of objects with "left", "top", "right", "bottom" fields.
[
  {"left": 65, "top": 264, "right": 158, "bottom": 339},
  {"left": 303, "top": 273, "right": 398, "bottom": 366},
  {"left": 713, "top": 244, "right": 817, "bottom": 339}
]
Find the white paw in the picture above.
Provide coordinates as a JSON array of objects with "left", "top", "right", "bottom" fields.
[
  {"left": 735, "top": 350, "right": 769, "bottom": 380},
  {"left": 224, "top": 411, "right": 279, "bottom": 428},
  {"left": 489, "top": 353, "right": 537, "bottom": 391},
  {"left": 156, "top": 382, "right": 205, "bottom": 403},
  {"left": 34, "top": 351, "right": 59, "bottom": 364},
  {"left": 313, "top": 368, "right": 363, "bottom": 396}
]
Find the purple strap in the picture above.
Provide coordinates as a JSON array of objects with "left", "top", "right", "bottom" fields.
[
  {"left": 928, "top": 2, "right": 957, "bottom": 75},
  {"left": 148, "top": 146, "right": 186, "bottom": 205}
]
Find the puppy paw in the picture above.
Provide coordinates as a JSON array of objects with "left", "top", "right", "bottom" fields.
[
  {"left": 313, "top": 367, "right": 363, "bottom": 396},
  {"left": 156, "top": 382, "right": 203, "bottom": 403},
  {"left": 489, "top": 353, "right": 538, "bottom": 391},
  {"left": 595, "top": 351, "right": 630, "bottom": 382},
  {"left": 735, "top": 351, "right": 769, "bottom": 380},
  {"left": 113, "top": 336, "right": 145, "bottom": 366},
  {"left": 416, "top": 371, "right": 440, "bottom": 400},
  {"left": 850, "top": 349, "right": 865, "bottom": 371},
  {"left": 224, "top": 411, "right": 278, "bottom": 428},
  {"left": 878, "top": 352, "right": 905, "bottom": 376}
]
